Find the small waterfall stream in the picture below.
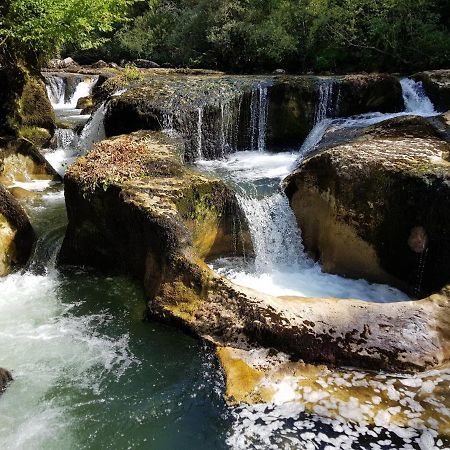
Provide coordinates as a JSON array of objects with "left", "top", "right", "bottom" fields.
[{"left": 299, "top": 78, "right": 439, "bottom": 158}]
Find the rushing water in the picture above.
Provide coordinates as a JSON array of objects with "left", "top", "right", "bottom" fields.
[
  {"left": 1, "top": 74, "right": 449, "bottom": 449},
  {"left": 299, "top": 78, "right": 438, "bottom": 158}
]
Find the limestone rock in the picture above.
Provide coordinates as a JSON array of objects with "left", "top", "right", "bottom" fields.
[
  {"left": 0, "top": 184, "right": 35, "bottom": 276},
  {"left": 59, "top": 130, "right": 450, "bottom": 373},
  {"left": 284, "top": 115, "right": 450, "bottom": 297}
]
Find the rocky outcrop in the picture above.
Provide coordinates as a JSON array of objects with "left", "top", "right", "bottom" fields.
[
  {"left": 0, "top": 368, "right": 13, "bottom": 394},
  {"left": 284, "top": 115, "right": 450, "bottom": 297},
  {"left": 0, "top": 138, "right": 60, "bottom": 187},
  {"left": 0, "top": 184, "right": 35, "bottom": 275},
  {"left": 99, "top": 72, "right": 403, "bottom": 160},
  {"left": 414, "top": 70, "right": 450, "bottom": 112},
  {"left": 60, "top": 130, "right": 450, "bottom": 373},
  {"left": 0, "top": 59, "right": 55, "bottom": 145}
]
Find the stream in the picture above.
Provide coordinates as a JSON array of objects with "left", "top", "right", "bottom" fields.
[{"left": 0, "top": 75, "right": 449, "bottom": 449}]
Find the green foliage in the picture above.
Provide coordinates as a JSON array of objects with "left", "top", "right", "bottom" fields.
[
  {"left": 102, "top": 0, "right": 450, "bottom": 73},
  {"left": 121, "top": 64, "right": 144, "bottom": 82},
  {"left": 0, "top": 0, "right": 134, "bottom": 58}
]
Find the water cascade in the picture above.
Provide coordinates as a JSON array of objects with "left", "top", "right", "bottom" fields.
[
  {"left": 200, "top": 153, "right": 408, "bottom": 301},
  {"left": 299, "top": 77, "right": 439, "bottom": 158},
  {"left": 45, "top": 75, "right": 65, "bottom": 105},
  {"left": 249, "top": 84, "right": 270, "bottom": 151},
  {"left": 2, "top": 72, "right": 449, "bottom": 449}
]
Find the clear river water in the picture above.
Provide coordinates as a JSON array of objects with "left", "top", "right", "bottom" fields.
[{"left": 0, "top": 75, "right": 449, "bottom": 449}]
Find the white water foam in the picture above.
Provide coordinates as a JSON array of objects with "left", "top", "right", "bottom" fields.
[
  {"left": 46, "top": 76, "right": 98, "bottom": 110},
  {"left": 199, "top": 151, "right": 409, "bottom": 302},
  {"left": 0, "top": 270, "right": 136, "bottom": 449}
]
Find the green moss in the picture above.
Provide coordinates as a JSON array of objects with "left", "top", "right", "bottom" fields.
[
  {"left": 19, "top": 126, "right": 51, "bottom": 148},
  {"left": 18, "top": 74, "right": 55, "bottom": 129}
]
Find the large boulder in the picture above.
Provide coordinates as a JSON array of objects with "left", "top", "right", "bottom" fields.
[
  {"left": 0, "top": 59, "right": 55, "bottom": 144},
  {"left": 133, "top": 59, "right": 160, "bottom": 69},
  {"left": 101, "top": 73, "right": 403, "bottom": 159},
  {"left": 59, "top": 131, "right": 450, "bottom": 373},
  {"left": 414, "top": 70, "right": 450, "bottom": 112},
  {"left": 284, "top": 115, "right": 450, "bottom": 297},
  {"left": 0, "top": 184, "right": 35, "bottom": 275}
]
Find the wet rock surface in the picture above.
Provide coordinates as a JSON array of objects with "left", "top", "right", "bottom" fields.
[
  {"left": 0, "top": 367, "right": 13, "bottom": 394},
  {"left": 99, "top": 72, "right": 402, "bottom": 160},
  {"left": 285, "top": 115, "right": 450, "bottom": 297},
  {"left": 414, "top": 70, "right": 450, "bottom": 112},
  {"left": 60, "top": 130, "right": 450, "bottom": 373},
  {"left": 0, "top": 184, "right": 35, "bottom": 276}
]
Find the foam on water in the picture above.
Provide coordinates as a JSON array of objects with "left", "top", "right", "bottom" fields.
[
  {"left": 0, "top": 270, "right": 136, "bottom": 449},
  {"left": 199, "top": 151, "right": 408, "bottom": 302}
]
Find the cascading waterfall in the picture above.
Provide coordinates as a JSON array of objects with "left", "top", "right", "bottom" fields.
[
  {"left": 77, "top": 102, "right": 107, "bottom": 151},
  {"left": 314, "top": 79, "right": 335, "bottom": 124},
  {"left": 249, "top": 84, "right": 269, "bottom": 152},
  {"left": 236, "top": 192, "right": 306, "bottom": 272},
  {"left": 401, "top": 78, "right": 437, "bottom": 115},
  {"left": 197, "top": 107, "right": 204, "bottom": 159},
  {"left": 45, "top": 76, "right": 65, "bottom": 106},
  {"left": 299, "top": 77, "right": 439, "bottom": 158},
  {"left": 45, "top": 75, "right": 98, "bottom": 109}
]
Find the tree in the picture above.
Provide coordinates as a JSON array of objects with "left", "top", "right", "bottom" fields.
[{"left": 0, "top": 0, "right": 134, "bottom": 61}]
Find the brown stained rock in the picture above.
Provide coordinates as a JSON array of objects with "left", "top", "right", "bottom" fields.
[
  {"left": 0, "top": 184, "right": 35, "bottom": 276},
  {"left": 284, "top": 115, "right": 450, "bottom": 297},
  {"left": 60, "top": 130, "right": 450, "bottom": 373}
]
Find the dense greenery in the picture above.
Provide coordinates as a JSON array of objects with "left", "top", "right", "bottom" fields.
[
  {"left": 94, "top": 0, "right": 450, "bottom": 73},
  {"left": 1, "top": 0, "right": 449, "bottom": 72},
  {"left": 0, "top": 0, "right": 132, "bottom": 62}
]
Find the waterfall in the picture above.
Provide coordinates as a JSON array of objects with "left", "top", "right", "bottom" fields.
[
  {"left": 77, "top": 102, "right": 107, "bottom": 151},
  {"left": 314, "top": 79, "right": 335, "bottom": 124},
  {"left": 249, "top": 84, "right": 269, "bottom": 151},
  {"left": 67, "top": 78, "right": 97, "bottom": 109},
  {"left": 237, "top": 192, "right": 306, "bottom": 273},
  {"left": 45, "top": 75, "right": 97, "bottom": 109},
  {"left": 299, "top": 77, "right": 438, "bottom": 159},
  {"left": 197, "top": 107, "right": 204, "bottom": 158},
  {"left": 400, "top": 78, "right": 437, "bottom": 116},
  {"left": 46, "top": 76, "right": 66, "bottom": 106}
]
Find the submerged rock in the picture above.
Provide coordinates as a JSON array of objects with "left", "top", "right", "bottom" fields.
[
  {"left": 0, "top": 368, "right": 13, "bottom": 393},
  {"left": 284, "top": 115, "right": 450, "bottom": 297},
  {"left": 0, "top": 184, "right": 35, "bottom": 276},
  {"left": 60, "top": 130, "right": 450, "bottom": 373}
]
